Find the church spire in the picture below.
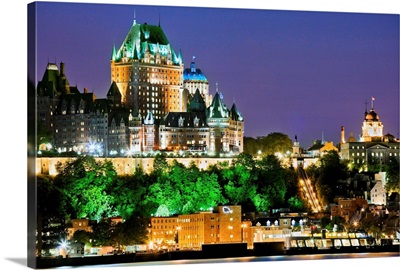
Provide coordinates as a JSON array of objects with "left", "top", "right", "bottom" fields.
[
  {"left": 133, "top": 9, "right": 136, "bottom": 25},
  {"left": 111, "top": 43, "right": 117, "bottom": 61}
]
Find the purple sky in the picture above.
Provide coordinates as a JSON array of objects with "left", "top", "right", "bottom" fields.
[{"left": 35, "top": 2, "right": 399, "bottom": 148}]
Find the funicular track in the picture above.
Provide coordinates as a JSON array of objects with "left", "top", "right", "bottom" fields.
[{"left": 298, "top": 166, "right": 322, "bottom": 213}]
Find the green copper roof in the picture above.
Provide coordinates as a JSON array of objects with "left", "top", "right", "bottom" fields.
[
  {"left": 207, "top": 92, "right": 230, "bottom": 119},
  {"left": 188, "top": 89, "right": 206, "bottom": 113},
  {"left": 112, "top": 21, "right": 182, "bottom": 65}
]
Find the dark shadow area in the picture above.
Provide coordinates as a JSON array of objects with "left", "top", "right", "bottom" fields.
[{"left": 5, "top": 258, "right": 27, "bottom": 267}]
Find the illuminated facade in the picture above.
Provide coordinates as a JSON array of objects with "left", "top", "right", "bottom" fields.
[
  {"left": 37, "top": 19, "right": 245, "bottom": 157},
  {"left": 110, "top": 19, "right": 184, "bottom": 120},
  {"left": 37, "top": 62, "right": 111, "bottom": 154},
  {"left": 206, "top": 91, "right": 244, "bottom": 155},
  {"left": 330, "top": 198, "right": 368, "bottom": 221},
  {"left": 183, "top": 59, "right": 211, "bottom": 108},
  {"left": 148, "top": 206, "right": 242, "bottom": 250},
  {"left": 339, "top": 102, "right": 400, "bottom": 169},
  {"left": 149, "top": 216, "right": 179, "bottom": 249},
  {"left": 360, "top": 104, "right": 384, "bottom": 142}
]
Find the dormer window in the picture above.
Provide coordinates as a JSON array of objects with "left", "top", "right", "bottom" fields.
[
  {"left": 178, "top": 116, "right": 184, "bottom": 127},
  {"left": 194, "top": 116, "right": 199, "bottom": 127}
]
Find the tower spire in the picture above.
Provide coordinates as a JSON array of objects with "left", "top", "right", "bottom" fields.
[
  {"left": 371, "top": 96, "right": 375, "bottom": 109},
  {"left": 216, "top": 82, "right": 218, "bottom": 93},
  {"left": 133, "top": 9, "right": 136, "bottom": 25}
]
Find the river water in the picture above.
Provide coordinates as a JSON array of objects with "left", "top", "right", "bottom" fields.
[{"left": 79, "top": 252, "right": 399, "bottom": 269}]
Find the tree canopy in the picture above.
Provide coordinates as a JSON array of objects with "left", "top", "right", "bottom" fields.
[{"left": 244, "top": 132, "right": 293, "bottom": 156}]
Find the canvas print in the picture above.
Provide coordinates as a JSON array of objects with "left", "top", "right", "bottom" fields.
[{"left": 27, "top": 1, "right": 400, "bottom": 269}]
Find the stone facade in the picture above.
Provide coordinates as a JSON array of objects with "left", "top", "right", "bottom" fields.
[{"left": 36, "top": 157, "right": 234, "bottom": 176}]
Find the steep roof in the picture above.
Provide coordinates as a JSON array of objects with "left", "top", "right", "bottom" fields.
[
  {"left": 230, "top": 102, "right": 243, "bottom": 121},
  {"left": 55, "top": 92, "right": 95, "bottom": 114},
  {"left": 112, "top": 21, "right": 182, "bottom": 65},
  {"left": 108, "top": 107, "right": 130, "bottom": 127},
  {"left": 206, "top": 91, "right": 230, "bottom": 119},
  {"left": 37, "top": 63, "right": 70, "bottom": 97},
  {"left": 188, "top": 89, "right": 206, "bottom": 113},
  {"left": 107, "top": 81, "right": 122, "bottom": 97},
  {"left": 162, "top": 112, "right": 208, "bottom": 128}
]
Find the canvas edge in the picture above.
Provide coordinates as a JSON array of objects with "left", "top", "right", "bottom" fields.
[{"left": 27, "top": 1, "right": 38, "bottom": 269}]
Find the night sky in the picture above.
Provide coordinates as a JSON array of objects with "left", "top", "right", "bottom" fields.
[{"left": 34, "top": 1, "right": 399, "bottom": 148}]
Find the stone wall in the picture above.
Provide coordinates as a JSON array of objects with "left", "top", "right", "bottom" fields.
[{"left": 36, "top": 157, "right": 234, "bottom": 176}]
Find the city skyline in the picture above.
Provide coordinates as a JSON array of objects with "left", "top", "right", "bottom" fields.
[
  {"left": 0, "top": 1, "right": 397, "bottom": 270},
  {"left": 34, "top": 2, "right": 399, "bottom": 148}
]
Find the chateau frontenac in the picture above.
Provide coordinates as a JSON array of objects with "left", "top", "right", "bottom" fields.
[{"left": 37, "top": 19, "right": 244, "bottom": 157}]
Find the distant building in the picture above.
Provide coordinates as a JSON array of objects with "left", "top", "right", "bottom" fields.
[
  {"left": 339, "top": 100, "right": 400, "bottom": 169},
  {"left": 330, "top": 197, "right": 368, "bottom": 222},
  {"left": 291, "top": 139, "right": 338, "bottom": 168},
  {"left": 370, "top": 180, "right": 386, "bottom": 205}
]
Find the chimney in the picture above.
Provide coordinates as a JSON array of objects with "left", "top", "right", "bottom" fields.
[
  {"left": 341, "top": 126, "right": 345, "bottom": 144},
  {"left": 84, "top": 87, "right": 88, "bottom": 94},
  {"left": 60, "top": 62, "right": 65, "bottom": 77}
]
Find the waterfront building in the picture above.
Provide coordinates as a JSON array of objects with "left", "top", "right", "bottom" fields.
[
  {"left": 247, "top": 213, "right": 310, "bottom": 249},
  {"left": 149, "top": 216, "right": 179, "bottom": 250},
  {"left": 330, "top": 197, "right": 368, "bottom": 222},
  {"left": 148, "top": 206, "right": 242, "bottom": 250}
]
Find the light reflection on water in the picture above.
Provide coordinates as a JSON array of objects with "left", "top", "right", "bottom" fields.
[{"left": 80, "top": 252, "right": 399, "bottom": 268}]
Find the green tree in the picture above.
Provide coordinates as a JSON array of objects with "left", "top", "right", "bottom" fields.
[
  {"left": 71, "top": 230, "right": 93, "bottom": 247},
  {"left": 145, "top": 160, "right": 226, "bottom": 215},
  {"left": 111, "top": 216, "right": 148, "bottom": 250},
  {"left": 313, "top": 151, "right": 348, "bottom": 204},
  {"left": 384, "top": 157, "right": 400, "bottom": 195},
  {"left": 254, "top": 155, "right": 287, "bottom": 210},
  {"left": 56, "top": 156, "right": 117, "bottom": 220},
  {"left": 258, "top": 132, "right": 293, "bottom": 156},
  {"left": 222, "top": 154, "right": 257, "bottom": 210},
  {"left": 111, "top": 168, "right": 150, "bottom": 220},
  {"left": 91, "top": 219, "right": 113, "bottom": 246},
  {"left": 152, "top": 153, "right": 169, "bottom": 175},
  {"left": 243, "top": 136, "right": 259, "bottom": 156},
  {"left": 243, "top": 132, "right": 292, "bottom": 156},
  {"left": 287, "top": 196, "right": 306, "bottom": 212}
]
